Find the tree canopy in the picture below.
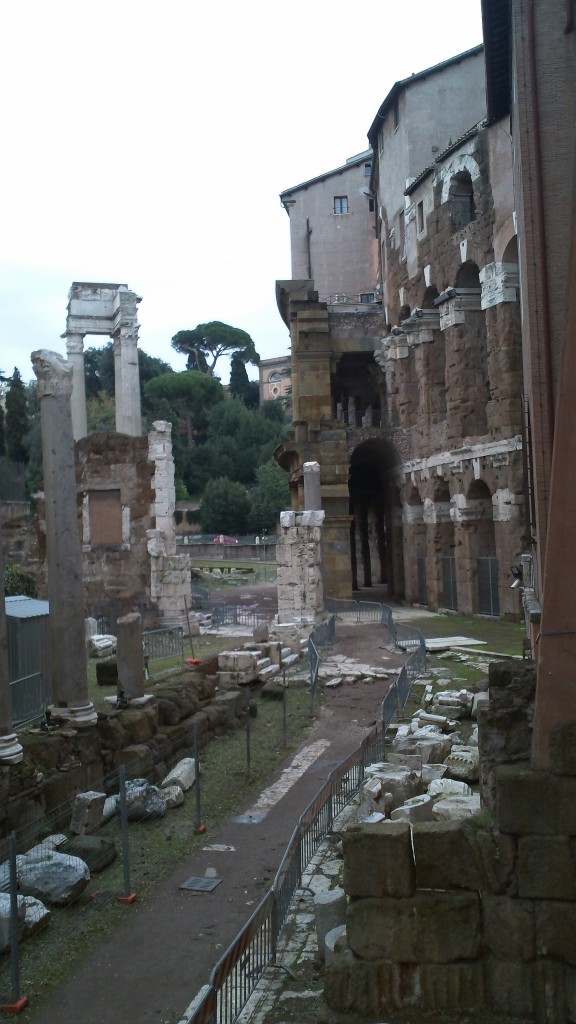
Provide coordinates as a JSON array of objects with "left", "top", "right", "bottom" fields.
[
  {"left": 144, "top": 370, "right": 224, "bottom": 446},
  {"left": 171, "top": 321, "right": 260, "bottom": 376},
  {"left": 5, "top": 368, "right": 29, "bottom": 463}
]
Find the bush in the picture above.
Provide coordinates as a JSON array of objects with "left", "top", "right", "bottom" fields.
[{"left": 4, "top": 562, "right": 37, "bottom": 597}]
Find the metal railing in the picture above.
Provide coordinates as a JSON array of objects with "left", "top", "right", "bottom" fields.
[
  {"left": 211, "top": 605, "right": 275, "bottom": 631},
  {"left": 142, "top": 627, "right": 184, "bottom": 667},
  {"left": 10, "top": 672, "right": 50, "bottom": 728}
]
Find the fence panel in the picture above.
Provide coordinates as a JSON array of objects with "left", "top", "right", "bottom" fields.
[
  {"left": 142, "top": 627, "right": 184, "bottom": 665},
  {"left": 10, "top": 672, "right": 50, "bottom": 727},
  {"left": 209, "top": 893, "right": 276, "bottom": 1024}
]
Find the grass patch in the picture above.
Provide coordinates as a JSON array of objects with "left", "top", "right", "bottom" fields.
[
  {"left": 6, "top": 676, "right": 317, "bottom": 1009},
  {"left": 408, "top": 611, "right": 525, "bottom": 658}
]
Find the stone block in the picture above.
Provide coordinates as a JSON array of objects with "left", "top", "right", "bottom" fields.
[
  {"left": 496, "top": 763, "right": 576, "bottom": 835},
  {"left": 70, "top": 791, "right": 106, "bottom": 835},
  {"left": 346, "top": 891, "right": 480, "bottom": 963},
  {"left": 342, "top": 822, "right": 416, "bottom": 898},
  {"left": 119, "top": 709, "right": 157, "bottom": 744},
  {"left": 390, "top": 794, "right": 434, "bottom": 823},
  {"left": 482, "top": 893, "right": 535, "bottom": 961},
  {"left": 473, "top": 829, "right": 516, "bottom": 894},
  {"left": 535, "top": 900, "right": 576, "bottom": 965},
  {"left": 412, "top": 821, "right": 483, "bottom": 891},
  {"left": 549, "top": 720, "right": 576, "bottom": 776},
  {"left": 324, "top": 958, "right": 484, "bottom": 1015},
  {"left": 517, "top": 835, "right": 576, "bottom": 900},
  {"left": 483, "top": 957, "right": 534, "bottom": 1019}
]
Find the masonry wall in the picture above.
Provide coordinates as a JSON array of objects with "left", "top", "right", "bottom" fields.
[{"left": 324, "top": 661, "right": 576, "bottom": 1021}]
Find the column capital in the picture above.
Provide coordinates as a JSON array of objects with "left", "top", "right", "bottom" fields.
[
  {"left": 32, "top": 349, "right": 73, "bottom": 399},
  {"left": 63, "top": 332, "right": 85, "bottom": 356}
]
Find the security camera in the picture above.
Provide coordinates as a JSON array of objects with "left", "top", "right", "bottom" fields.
[{"left": 511, "top": 578, "right": 522, "bottom": 589}]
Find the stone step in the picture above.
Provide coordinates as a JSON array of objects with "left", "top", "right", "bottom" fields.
[
  {"left": 281, "top": 652, "right": 299, "bottom": 668},
  {"left": 257, "top": 663, "right": 281, "bottom": 682},
  {"left": 256, "top": 656, "right": 271, "bottom": 672}
]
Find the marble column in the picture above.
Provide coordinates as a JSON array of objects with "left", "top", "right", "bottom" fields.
[
  {"left": 0, "top": 523, "right": 23, "bottom": 763},
  {"left": 113, "top": 325, "right": 142, "bottom": 436},
  {"left": 32, "top": 349, "right": 97, "bottom": 726},
  {"left": 64, "top": 332, "right": 87, "bottom": 440}
]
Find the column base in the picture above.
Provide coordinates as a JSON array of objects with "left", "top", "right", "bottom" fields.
[
  {"left": 50, "top": 703, "right": 98, "bottom": 728},
  {"left": 0, "top": 734, "right": 24, "bottom": 764}
]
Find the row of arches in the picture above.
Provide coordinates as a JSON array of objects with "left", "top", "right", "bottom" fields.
[{"left": 348, "top": 439, "right": 523, "bottom": 618}]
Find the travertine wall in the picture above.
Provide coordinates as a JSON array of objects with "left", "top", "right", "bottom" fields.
[
  {"left": 325, "top": 662, "right": 576, "bottom": 1021},
  {"left": 276, "top": 511, "right": 324, "bottom": 623}
]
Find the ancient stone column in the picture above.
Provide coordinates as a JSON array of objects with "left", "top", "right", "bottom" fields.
[
  {"left": 32, "top": 349, "right": 97, "bottom": 726},
  {"left": 64, "top": 332, "right": 87, "bottom": 440},
  {"left": 0, "top": 523, "right": 23, "bottom": 763},
  {"left": 113, "top": 325, "right": 142, "bottom": 436},
  {"left": 303, "top": 461, "right": 322, "bottom": 511},
  {"left": 116, "top": 612, "right": 145, "bottom": 700}
]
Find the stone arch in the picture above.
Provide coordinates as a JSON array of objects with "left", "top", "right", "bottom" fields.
[
  {"left": 422, "top": 285, "right": 439, "bottom": 308},
  {"left": 431, "top": 477, "right": 458, "bottom": 611},
  {"left": 404, "top": 485, "right": 427, "bottom": 604},
  {"left": 446, "top": 261, "right": 488, "bottom": 437},
  {"left": 447, "top": 170, "right": 476, "bottom": 230},
  {"left": 441, "top": 154, "right": 481, "bottom": 205},
  {"left": 348, "top": 439, "right": 402, "bottom": 595},
  {"left": 502, "top": 235, "right": 519, "bottom": 265},
  {"left": 465, "top": 479, "right": 500, "bottom": 615},
  {"left": 455, "top": 261, "right": 481, "bottom": 289}
]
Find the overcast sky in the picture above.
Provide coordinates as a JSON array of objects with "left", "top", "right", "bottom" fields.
[{"left": 0, "top": 1, "right": 483, "bottom": 386}]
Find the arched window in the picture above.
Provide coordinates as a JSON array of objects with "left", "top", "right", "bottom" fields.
[{"left": 448, "top": 171, "right": 475, "bottom": 230}]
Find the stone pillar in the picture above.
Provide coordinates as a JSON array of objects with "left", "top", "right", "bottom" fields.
[
  {"left": 0, "top": 523, "right": 23, "bottom": 763},
  {"left": 116, "top": 613, "right": 145, "bottom": 700},
  {"left": 31, "top": 349, "right": 97, "bottom": 726},
  {"left": 303, "top": 461, "right": 322, "bottom": 511},
  {"left": 277, "top": 510, "right": 325, "bottom": 623},
  {"left": 113, "top": 325, "right": 142, "bottom": 436},
  {"left": 64, "top": 332, "right": 87, "bottom": 440}
]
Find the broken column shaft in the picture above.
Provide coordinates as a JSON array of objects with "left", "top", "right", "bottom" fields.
[{"left": 32, "top": 349, "right": 96, "bottom": 726}]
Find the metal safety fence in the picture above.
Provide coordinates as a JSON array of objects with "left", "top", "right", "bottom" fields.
[
  {"left": 211, "top": 605, "right": 275, "bottom": 632},
  {"left": 10, "top": 672, "right": 51, "bottom": 729},
  {"left": 142, "top": 626, "right": 184, "bottom": 668}
]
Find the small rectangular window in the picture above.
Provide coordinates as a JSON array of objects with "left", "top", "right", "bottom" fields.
[
  {"left": 334, "top": 196, "right": 349, "bottom": 215},
  {"left": 363, "top": 162, "right": 372, "bottom": 176},
  {"left": 88, "top": 489, "right": 122, "bottom": 546},
  {"left": 368, "top": 198, "right": 375, "bottom": 212},
  {"left": 417, "top": 200, "right": 424, "bottom": 234},
  {"left": 360, "top": 293, "right": 375, "bottom": 303}
]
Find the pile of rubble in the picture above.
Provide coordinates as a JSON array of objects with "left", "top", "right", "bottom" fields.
[{"left": 354, "top": 681, "right": 489, "bottom": 825}]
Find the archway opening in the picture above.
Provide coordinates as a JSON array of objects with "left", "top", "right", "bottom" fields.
[{"left": 349, "top": 439, "right": 402, "bottom": 596}]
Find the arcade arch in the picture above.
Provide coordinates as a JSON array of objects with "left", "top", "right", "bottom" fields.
[{"left": 348, "top": 439, "right": 403, "bottom": 596}]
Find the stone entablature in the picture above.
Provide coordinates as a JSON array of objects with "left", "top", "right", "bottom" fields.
[
  {"left": 402, "top": 436, "right": 522, "bottom": 483},
  {"left": 480, "top": 261, "right": 520, "bottom": 308},
  {"left": 436, "top": 287, "right": 482, "bottom": 330}
]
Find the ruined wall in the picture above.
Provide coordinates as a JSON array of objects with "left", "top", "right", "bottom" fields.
[
  {"left": 325, "top": 662, "right": 576, "bottom": 1021},
  {"left": 76, "top": 431, "right": 155, "bottom": 621}
]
